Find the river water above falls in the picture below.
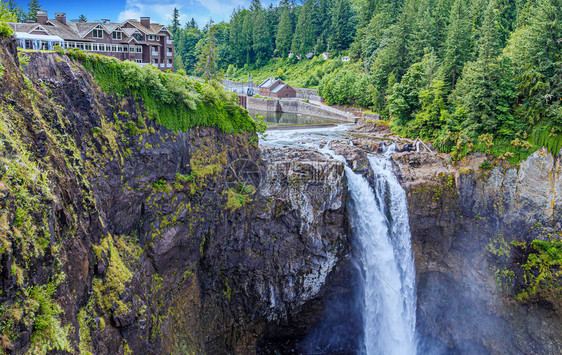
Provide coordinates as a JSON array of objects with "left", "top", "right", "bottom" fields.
[
  {"left": 262, "top": 128, "right": 417, "bottom": 354},
  {"left": 249, "top": 108, "right": 343, "bottom": 127}
]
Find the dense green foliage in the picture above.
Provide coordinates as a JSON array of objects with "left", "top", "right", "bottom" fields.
[
  {"left": 63, "top": 49, "right": 256, "bottom": 134},
  {"left": 514, "top": 238, "right": 562, "bottom": 302},
  {"left": 171, "top": 0, "right": 561, "bottom": 161}
]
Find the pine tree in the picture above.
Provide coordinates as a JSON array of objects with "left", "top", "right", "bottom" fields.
[
  {"left": 328, "top": 0, "right": 354, "bottom": 51},
  {"left": 186, "top": 18, "right": 197, "bottom": 29},
  {"left": 26, "top": 0, "right": 40, "bottom": 21},
  {"left": 196, "top": 24, "right": 219, "bottom": 80},
  {"left": 249, "top": 0, "right": 262, "bottom": 13},
  {"left": 78, "top": 14, "right": 87, "bottom": 22},
  {"left": 408, "top": 0, "right": 439, "bottom": 63},
  {"left": 276, "top": 6, "right": 293, "bottom": 57},
  {"left": 229, "top": 9, "right": 246, "bottom": 66},
  {"left": 253, "top": 10, "right": 272, "bottom": 65},
  {"left": 439, "top": 0, "right": 472, "bottom": 88},
  {"left": 291, "top": 1, "right": 315, "bottom": 56},
  {"left": 242, "top": 11, "right": 254, "bottom": 64},
  {"left": 171, "top": 8, "right": 180, "bottom": 36},
  {"left": 504, "top": 0, "right": 562, "bottom": 127}
]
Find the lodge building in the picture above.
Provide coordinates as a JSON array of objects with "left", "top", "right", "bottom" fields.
[{"left": 6, "top": 11, "right": 174, "bottom": 70}]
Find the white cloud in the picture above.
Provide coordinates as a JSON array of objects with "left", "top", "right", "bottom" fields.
[{"left": 118, "top": 0, "right": 255, "bottom": 27}]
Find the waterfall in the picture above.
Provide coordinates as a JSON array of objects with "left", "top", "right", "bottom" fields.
[{"left": 344, "top": 146, "right": 417, "bottom": 355}]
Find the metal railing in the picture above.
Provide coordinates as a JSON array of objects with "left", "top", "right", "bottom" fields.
[{"left": 151, "top": 51, "right": 158, "bottom": 56}]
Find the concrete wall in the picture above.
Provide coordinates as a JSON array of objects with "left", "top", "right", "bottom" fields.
[
  {"left": 247, "top": 96, "right": 356, "bottom": 122},
  {"left": 294, "top": 87, "right": 323, "bottom": 102}
]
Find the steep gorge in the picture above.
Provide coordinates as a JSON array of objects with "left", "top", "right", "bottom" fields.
[{"left": 0, "top": 35, "right": 561, "bottom": 355}]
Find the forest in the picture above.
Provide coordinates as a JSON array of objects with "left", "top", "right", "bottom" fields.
[{"left": 172, "top": 0, "right": 561, "bottom": 161}]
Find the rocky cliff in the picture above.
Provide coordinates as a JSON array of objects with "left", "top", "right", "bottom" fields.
[
  {"left": 393, "top": 142, "right": 562, "bottom": 354},
  {"left": 0, "top": 37, "right": 352, "bottom": 354}
]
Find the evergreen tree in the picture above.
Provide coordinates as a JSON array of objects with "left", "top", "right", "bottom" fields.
[
  {"left": 408, "top": 0, "right": 439, "bottom": 63},
  {"left": 439, "top": 0, "right": 472, "bottom": 88},
  {"left": 452, "top": 56, "right": 517, "bottom": 137},
  {"left": 249, "top": 0, "right": 262, "bottom": 13},
  {"left": 196, "top": 23, "right": 219, "bottom": 80},
  {"left": 291, "top": 1, "right": 315, "bottom": 55},
  {"left": 26, "top": 0, "right": 40, "bottom": 21},
  {"left": 328, "top": 0, "right": 354, "bottom": 51},
  {"left": 1, "top": 0, "right": 17, "bottom": 22},
  {"left": 186, "top": 18, "right": 198, "bottom": 29},
  {"left": 171, "top": 8, "right": 180, "bottom": 36},
  {"left": 6, "top": 0, "right": 24, "bottom": 21},
  {"left": 478, "top": 0, "right": 503, "bottom": 63},
  {"left": 78, "top": 14, "right": 87, "bottom": 22},
  {"left": 276, "top": 6, "right": 293, "bottom": 57},
  {"left": 253, "top": 10, "right": 272, "bottom": 65},
  {"left": 242, "top": 10, "right": 254, "bottom": 64},
  {"left": 505, "top": 0, "right": 562, "bottom": 127}
]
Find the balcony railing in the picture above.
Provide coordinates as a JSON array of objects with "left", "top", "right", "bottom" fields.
[
  {"left": 166, "top": 39, "right": 173, "bottom": 45},
  {"left": 160, "top": 63, "right": 165, "bottom": 68},
  {"left": 167, "top": 52, "right": 173, "bottom": 57},
  {"left": 151, "top": 51, "right": 158, "bottom": 56},
  {"left": 166, "top": 63, "right": 173, "bottom": 68}
]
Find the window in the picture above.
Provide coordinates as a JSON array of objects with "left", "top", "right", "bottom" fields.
[
  {"left": 136, "top": 46, "right": 142, "bottom": 53},
  {"left": 99, "top": 44, "right": 106, "bottom": 52},
  {"left": 111, "top": 44, "right": 117, "bottom": 52},
  {"left": 136, "top": 59, "right": 142, "bottom": 63},
  {"left": 148, "top": 35, "right": 154, "bottom": 41},
  {"left": 152, "top": 59, "right": 158, "bottom": 64},
  {"left": 85, "top": 43, "right": 92, "bottom": 51},
  {"left": 123, "top": 46, "right": 128, "bottom": 52},
  {"left": 92, "top": 29, "right": 103, "bottom": 38},
  {"left": 92, "top": 43, "right": 98, "bottom": 51},
  {"left": 112, "top": 31, "right": 122, "bottom": 40}
]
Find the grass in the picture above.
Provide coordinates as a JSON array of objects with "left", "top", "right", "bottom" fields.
[{"left": 228, "top": 56, "right": 346, "bottom": 89}]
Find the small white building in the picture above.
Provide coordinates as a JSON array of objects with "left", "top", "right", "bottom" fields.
[
  {"left": 322, "top": 52, "right": 330, "bottom": 60},
  {"left": 305, "top": 52, "right": 314, "bottom": 60},
  {"left": 341, "top": 56, "right": 350, "bottom": 62}
]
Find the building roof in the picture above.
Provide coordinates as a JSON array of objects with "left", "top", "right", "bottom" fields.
[
  {"left": 259, "top": 78, "right": 279, "bottom": 89},
  {"left": 270, "top": 83, "right": 288, "bottom": 94},
  {"left": 14, "top": 32, "right": 64, "bottom": 42},
  {"left": 9, "top": 15, "right": 169, "bottom": 42}
]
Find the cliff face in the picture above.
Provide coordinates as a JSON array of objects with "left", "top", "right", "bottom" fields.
[
  {"left": 0, "top": 37, "right": 351, "bottom": 354},
  {"left": 394, "top": 149, "right": 562, "bottom": 354}
]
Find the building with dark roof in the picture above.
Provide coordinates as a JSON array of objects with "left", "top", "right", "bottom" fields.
[
  {"left": 7, "top": 11, "right": 174, "bottom": 71},
  {"left": 258, "top": 78, "right": 296, "bottom": 98}
]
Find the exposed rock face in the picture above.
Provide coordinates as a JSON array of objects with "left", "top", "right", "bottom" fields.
[
  {"left": 393, "top": 149, "right": 562, "bottom": 354},
  {"left": 0, "top": 38, "right": 351, "bottom": 354}
]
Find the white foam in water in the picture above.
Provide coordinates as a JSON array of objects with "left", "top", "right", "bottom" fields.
[
  {"left": 263, "top": 130, "right": 417, "bottom": 354},
  {"left": 339, "top": 144, "right": 416, "bottom": 355}
]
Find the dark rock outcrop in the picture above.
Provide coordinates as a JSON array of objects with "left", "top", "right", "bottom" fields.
[{"left": 0, "top": 38, "right": 352, "bottom": 354}]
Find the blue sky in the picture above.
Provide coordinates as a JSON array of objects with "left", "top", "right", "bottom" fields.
[{"left": 15, "top": 0, "right": 277, "bottom": 28}]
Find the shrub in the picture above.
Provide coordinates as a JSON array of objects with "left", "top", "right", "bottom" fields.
[{"left": 0, "top": 22, "right": 13, "bottom": 37}]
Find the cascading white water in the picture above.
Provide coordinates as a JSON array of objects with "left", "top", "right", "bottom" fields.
[
  {"left": 264, "top": 127, "right": 416, "bottom": 353},
  {"left": 344, "top": 145, "right": 417, "bottom": 355}
]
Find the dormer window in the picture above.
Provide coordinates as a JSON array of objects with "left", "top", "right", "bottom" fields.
[
  {"left": 93, "top": 29, "right": 103, "bottom": 38},
  {"left": 112, "top": 31, "right": 122, "bottom": 40}
]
